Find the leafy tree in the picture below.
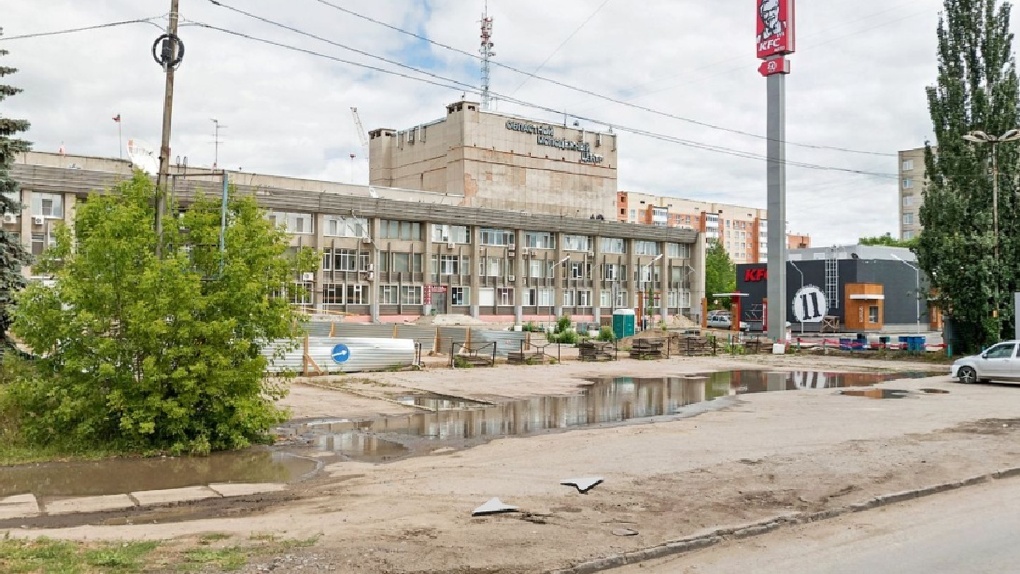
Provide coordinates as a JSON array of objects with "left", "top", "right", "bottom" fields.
[
  {"left": 0, "top": 41, "right": 32, "bottom": 348},
  {"left": 705, "top": 240, "right": 735, "bottom": 310},
  {"left": 10, "top": 174, "right": 316, "bottom": 455},
  {"left": 918, "top": 0, "right": 1020, "bottom": 352},
  {"left": 859, "top": 232, "right": 917, "bottom": 249}
]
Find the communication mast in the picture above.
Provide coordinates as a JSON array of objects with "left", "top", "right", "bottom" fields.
[{"left": 480, "top": 3, "right": 495, "bottom": 110}]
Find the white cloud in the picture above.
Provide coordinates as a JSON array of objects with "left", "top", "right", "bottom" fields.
[{"left": 0, "top": 0, "right": 975, "bottom": 244}]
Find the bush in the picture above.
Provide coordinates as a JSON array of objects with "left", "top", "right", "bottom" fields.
[
  {"left": 555, "top": 315, "right": 572, "bottom": 334},
  {"left": 596, "top": 326, "right": 616, "bottom": 342}
]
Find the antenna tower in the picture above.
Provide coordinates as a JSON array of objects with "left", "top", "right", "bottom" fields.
[{"left": 480, "top": 3, "right": 495, "bottom": 110}]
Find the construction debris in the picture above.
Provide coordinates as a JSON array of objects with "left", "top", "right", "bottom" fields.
[{"left": 471, "top": 497, "right": 519, "bottom": 516}]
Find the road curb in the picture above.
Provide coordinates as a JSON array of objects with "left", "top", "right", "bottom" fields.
[{"left": 546, "top": 466, "right": 1020, "bottom": 574}]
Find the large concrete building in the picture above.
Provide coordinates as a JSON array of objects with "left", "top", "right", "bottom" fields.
[
  {"left": 898, "top": 147, "right": 926, "bottom": 241},
  {"left": 13, "top": 151, "right": 704, "bottom": 326},
  {"left": 369, "top": 100, "right": 618, "bottom": 218}
]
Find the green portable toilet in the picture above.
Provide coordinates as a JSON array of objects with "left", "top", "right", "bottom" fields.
[{"left": 612, "top": 309, "right": 636, "bottom": 339}]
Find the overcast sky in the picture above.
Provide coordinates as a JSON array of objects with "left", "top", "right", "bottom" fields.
[{"left": 0, "top": 0, "right": 989, "bottom": 245}]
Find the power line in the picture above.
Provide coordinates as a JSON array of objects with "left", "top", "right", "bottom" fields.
[
  {"left": 305, "top": 0, "right": 895, "bottom": 158},
  {"left": 507, "top": 0, "right": 612, "bottom": 96},
  {"left": 186, "top": 18, "right": 896, "bottom": 180},
  {"left": 0, "top": 17, "right": 164, "bottom": 41}
]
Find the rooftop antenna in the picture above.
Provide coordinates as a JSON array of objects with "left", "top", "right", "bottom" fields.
[
  {"left": 480, "top": 2, "right": 495, "bottom": 110},
  {"left": 211, "top": 118, "right": 227, "bottom": 169}
]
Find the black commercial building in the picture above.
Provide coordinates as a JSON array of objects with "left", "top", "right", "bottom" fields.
[{"left": 733, "top": 246, "right": 932, "bottom": 334}]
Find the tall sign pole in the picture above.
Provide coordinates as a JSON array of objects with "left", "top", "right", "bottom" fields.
[
  {"left": 153, "top": 0, "right": 184, "bottom": 258},
  {"left": 756, "top": 0, "right": 795, "bottom": 341}
]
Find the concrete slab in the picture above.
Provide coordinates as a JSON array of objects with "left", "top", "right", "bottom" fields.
[
  {"left": 45, "top": 494, "right": 136, "bottom": 515},
  {"left": 0, "top": 494, "right": 40, "bottom": 520},
  {"left": 131, "top": 486, "right": 219, "bottom": 506},
  {"left": 207, "top": 483, "right": 287, "bottom": 497}
]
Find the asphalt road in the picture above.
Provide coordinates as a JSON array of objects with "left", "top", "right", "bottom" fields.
[{"left": 608, "top": 477, "right": 1020, "bottom": 574}]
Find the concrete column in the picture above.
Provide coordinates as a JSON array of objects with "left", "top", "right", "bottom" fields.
[
  {"left": 691, "top": 234, "right": 707, "bottom": 322},
  {"left": 422, "top": 219, "right": 434, "bottom": 314},
  {"left": 592, "top": 235, "right": 602, "bottom": 324},
  {"left": 369, "top": 217, "right": 381, "bottom": 323},
  {"left": 766, "top": 71, "right": 788, "bottom": 340},
  {"left": 313, "top": 214, "right": 326, "bottom": 312},
  {"left": 625, "top": 238, "right": 638, "bottom": 311},
  {"left": 469, "top": 225, "right": 480, "bottom": 318},
  {"left": 553, "top": 232, "right": 565, "bottom": 321},
  {"left": 514, "top": 229, "right": 524, "bottom": 324},
  {"left": 659, "top": 242, "right": 669, "bottom": 323}
]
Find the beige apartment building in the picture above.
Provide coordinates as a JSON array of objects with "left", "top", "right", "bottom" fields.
[
  {"left": 615, "top": 191, "right": 807, "bottom": 265},
  {"left": 369, "top": 100, "right": 618, "bottom": 218},
  {"left": 898, "top": 147, "right": 926, "bottom": 241}
]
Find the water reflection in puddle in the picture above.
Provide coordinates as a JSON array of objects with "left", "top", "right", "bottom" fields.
[
  {"left": 393, "top": 392, "right": 490, "bottom": 410},
  {"left": 302, "top": 370, "right": 936, "bottom": 461},
  {"left": 0, "top": 449, "right": 318, "bottom": 499}
]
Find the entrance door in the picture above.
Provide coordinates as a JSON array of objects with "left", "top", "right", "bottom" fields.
[{"left": 432, "top": 292, "right": 448, "bottom": 315}]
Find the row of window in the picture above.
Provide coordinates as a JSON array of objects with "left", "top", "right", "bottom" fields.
[
  {"left": 289, "top": 283, "right": 693, "bottom": 309},
  {"left": 2, "top": 191, "right": 64, "bottom": 218}
]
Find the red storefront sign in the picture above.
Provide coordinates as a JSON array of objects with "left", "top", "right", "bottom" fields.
[{"left": 756, "top": 0, "right": 796, "bottom": 60}]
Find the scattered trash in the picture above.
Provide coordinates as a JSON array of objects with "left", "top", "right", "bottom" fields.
[
  {"left": 920, "top": 388, "right": 950, "bottom": 394},
  {"left": 472, "top": 497, "right": 519, "bottom": 516},
  {"left": 612, "top": 528, "right": 639, "bottom": 537},
  {"left": 560, "top": 477, "right": 604, "bottom": 494}
]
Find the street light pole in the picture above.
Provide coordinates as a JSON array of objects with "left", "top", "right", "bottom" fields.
[
  {"left": 891, "top": 254, "right": 922, "bottom": 335},
  {"left": 963, "top": 129, "right": 1020, "bottom": 339}
]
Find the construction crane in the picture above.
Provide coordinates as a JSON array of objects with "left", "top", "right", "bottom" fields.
[{"left": 351, "top": 107, "right": 369, "bottom": 152}]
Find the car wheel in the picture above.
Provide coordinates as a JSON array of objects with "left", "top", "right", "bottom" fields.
[{"left": 957, "top": 366, "right": 977, "bottom": 384}]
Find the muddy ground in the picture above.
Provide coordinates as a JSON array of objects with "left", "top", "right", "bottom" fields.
[{"left": 7, "top": 353, "right": 1020, "bottom": 574}]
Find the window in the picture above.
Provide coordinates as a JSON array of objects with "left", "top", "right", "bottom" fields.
[
  {"left": 480, "top": 228, "right": 515, "bottom": 246},
  {"left": 379, "top": 219, "right": 422, "bottom": 240},
  {"left": 479, "top": 287, "right": 495, "bottom": 306},
  {"left": 600, "top": 290, "right": 613, "bottom": 307},
  {"left": 379, "top": 285, "right": 399, "bottom": 305},
  {"left": 615, "top": 289, "right": 628, "bottom": 307},
  {"left": 497, "top": 287, "right": 513, "bottom": 306},
  {"left": 634, "top": 240, "right": 660, "bottom": 256},
  {"left": 666, "top": 243, "right": 690, "bottom": 258},
  {"left": 986, "top": 343, "right": 1017, "bottom": 359},
  {"left": 903, "top": 230, "right": 914, "bottom": 240},
  {"left": 604, "top": 263, "right": 621, "bottom": 281},
  {"left": 31, "top": 192, "right": 64, "bottom": 218},
  {"left": 431, "top": 224, "right": 470, "bottom": 244},
  {"left": 570, "top": 262, "right": 591, "bottom": 280},
  {"left": 599, "top": 237, "right": 625, "bottom": 254},
  {"left": 267, "top": 211, "right": 314, "bottom": 234},
  {"left": 323, "top": 284, "right": 343, "bottom": 305},
  {"left": 902, "top": 195, "right": 914, "bottom": 207},
  {"left": 524, "top": 231, "right": 556, "bottom": 249},
  {"left": 323, "top": 215, "right": 367, "bottom": 238},
  {"left": 902, "top": 213, "right": 914, "bottom": 226},
  {"left": 450, "top": 287, "right": 469, "bottom": 306},
  {"left": 868, "top": 305, "right": 879, "bottom": 324},
  {"left": 346, "top": 284, "right": 367, "bottom": 305},
  {"left": 400, "top": 286, "right": 422, "bottom": 305},
  {"left": 288, "top": 282, "right": 312, "bottom": 305},
  {"left": 525, "top": 287, "right": 553, "bottom": 306},
  {"left": 390, "top": 253, "right": 422, "bottom": 273},
  {"left": 438, "top": 254, "right": 467, "bottom": 275},
  {"left": 31, "top": 231, "right": 56, "bottom": 256},
  {"left": 577, "top": 290, "right": 592, "bottom": 307},
  {"left": 562, "top": 234, "right": 591, "bottom": 252},
  {"left": 902, "top": 178, "right": 913, "bottom": 189},
  {"left": 902, "top": 159, "right": 914, "bottom": 171},
  {"left": 529, "top": 259, "right": 554, "bottom": 279},
  {"left": 563, "top": 290, "right": 575, "bottom": 306},
  {"left": 2, "top": 190, "right": 20, "bottom": 214},
  {"left": 479, "top": 256, "right": 502, "bottom": 277},
  {"left": 330, "top": 249, "right": 369, "bottom": 272},
  {"left": 629, "top": 209, "right": 636, "bottom": 221}
]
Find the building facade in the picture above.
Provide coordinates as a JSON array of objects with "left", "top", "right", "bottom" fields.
[
  {"left": 735, "top": 245, "right": 931, "bottom": 334},
  {"left": 14, "top": 151, "right": 705, "bottom": 326},
  {"left": 898, "top": 147, "right": 926, "bottom": 241},
  {"left": 369, "top": 100, "right": 618, "bottom": 218}
]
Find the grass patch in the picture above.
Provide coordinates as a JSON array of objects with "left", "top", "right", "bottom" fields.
[{"left": 180, "top": 546, "right": 249, "bottom": 571}]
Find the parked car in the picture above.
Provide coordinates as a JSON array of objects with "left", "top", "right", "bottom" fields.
[
  {"left": 951, "top": 340, "right": 1020, "bottom": 384},
  {"left": 706, "top": 313, "right": 749, "bottom": 331}
]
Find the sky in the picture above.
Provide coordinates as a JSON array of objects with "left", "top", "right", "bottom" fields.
[{"left": 0, "top": 0, "right": 985, "bottom": 245}]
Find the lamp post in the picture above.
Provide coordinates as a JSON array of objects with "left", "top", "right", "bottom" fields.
[
  {"left": 962, "top": 129, "right": 1020, "bottom": 337},
  {"left": 890, "top": 254, "right": 922, "bottom": 335},
  {"left": 789, "top": 260, "right": 805, "bottom": 334}
]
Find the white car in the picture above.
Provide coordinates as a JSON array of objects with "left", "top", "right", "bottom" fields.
[
  {"left": 706, "top": 313, "right": 749, "bottom": 331},
  {"left": 950, "top": 340, "right": 1020, "bottom": 384}
]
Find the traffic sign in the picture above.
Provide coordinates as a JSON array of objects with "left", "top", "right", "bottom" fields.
[{"left": 331, "top": 343, "right": 351, "bottom": 364}]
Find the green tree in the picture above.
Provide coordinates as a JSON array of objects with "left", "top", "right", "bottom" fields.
[
  {"left": 918, "top": 0, "right": 1019, "bottom": 352},
  {"left": 9, "top": 174, "right": 316, "bottom": 455},
  {"left": 0, "top": 41, "right": 32, "bottom": 348},
  {"left": 859, "top": 232, "right": 917, "bottom": 249},
  {"left": 705, "top": 240, "right": 735, "bottom": 310}
]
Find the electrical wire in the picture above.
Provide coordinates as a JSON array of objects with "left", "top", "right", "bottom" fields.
[
  {"left": 304, "top": 0, "right": 896, "bottom": 158},
  {"left": 186, "top": 19, "right": 897, "bottom": 180},
  {"left": 0, "top": 17, "right": 164, "bottom": 41},
  {"left": 507, "top": 0, "right": 612, "bottom": 96}
]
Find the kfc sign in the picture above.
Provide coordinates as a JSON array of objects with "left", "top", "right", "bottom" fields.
[
  {"left": 744, "top": 268, "right": 768, "bottom": 283},
  {"left": 756, "top": 0, "right": 796, "bottom": 60},
  {"left": 758, "top": 56, "right": 790, "bottom": 77}
]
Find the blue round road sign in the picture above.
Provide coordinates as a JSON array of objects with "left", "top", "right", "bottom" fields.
[{"left": 331, "top": 343, "right": 351, "bottom": 364}]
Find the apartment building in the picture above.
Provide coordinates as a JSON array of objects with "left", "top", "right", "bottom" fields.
[
  {"left": 615, "top": 192, "right": 809, "bottom": 265},
  {"left": 898, "top": 147, "right": 926, "bottom": 241},
  {"left": 13, "top": 151, "right": 705, "bottom": 325}
]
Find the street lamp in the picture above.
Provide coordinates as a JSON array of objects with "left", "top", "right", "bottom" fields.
[
  {"left": 963, "top": 129, "right": 1020, "bottom": 337},
  {"left": 890, "top": 254, "right": 922, "bottom": 335},
  {"left": 789, "top": 260, "right": 805, "bottom": 334}
]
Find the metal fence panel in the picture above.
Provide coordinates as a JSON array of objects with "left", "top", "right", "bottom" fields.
[{"left": 263, "top": 337, "right": 416, "bottom": 374}]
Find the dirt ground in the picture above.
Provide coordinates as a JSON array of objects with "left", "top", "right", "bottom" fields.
[{"left": 8, "top": 352, "right": 1020, "bottom": 574}]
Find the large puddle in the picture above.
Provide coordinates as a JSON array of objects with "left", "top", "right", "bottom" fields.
[
  {"left": 0, "top": 370, "right": 939, "bottom": 499},
  {"left": 297, "top": 370, "right": 938, "bottom": 461}
]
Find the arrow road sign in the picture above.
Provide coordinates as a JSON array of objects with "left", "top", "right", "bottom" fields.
[{"left": 331, "top": 343, "right": 351, "bottom": 364}]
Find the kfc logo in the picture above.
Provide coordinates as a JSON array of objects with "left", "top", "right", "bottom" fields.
[
  {"left": 756, "top": 0, "right": 796, "bottom": 60},
  {"left": 744, "top": 268, "right": 768, "bottom": 283}
]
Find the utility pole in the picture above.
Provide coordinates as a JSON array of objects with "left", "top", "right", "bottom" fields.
[{"left": 154, "top": 0, "right": 183, "bottom": 258}]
